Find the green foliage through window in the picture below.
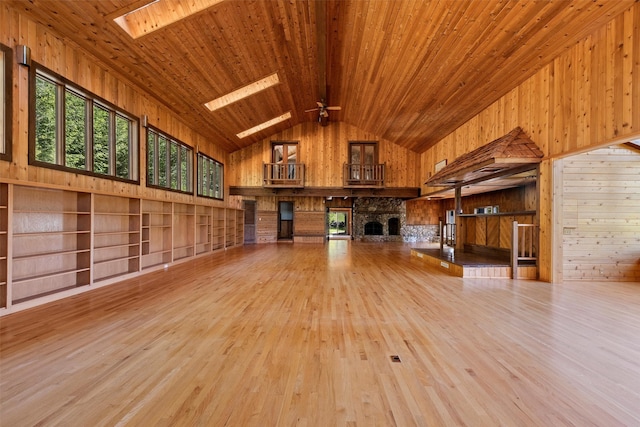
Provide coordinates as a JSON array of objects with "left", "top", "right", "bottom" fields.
[
  {"left": 32, "top": 68, "right": 138, "bottom": 181},
  {"left": 1, "top": 43, "right": 10, "bottom": 159},
  {"left": 146, "top": 127, "right": 193, "bottom": 193},
  {"left": 197, "top": 152, "right": 223, "bottom": 200}
]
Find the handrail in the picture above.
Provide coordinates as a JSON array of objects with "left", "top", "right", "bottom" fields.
[
  {"left": 439, "top": 221, "right": 456, "bottom": 249},
  {"left": 343, "top": 163, "right": 385, "bottom": 187},
  {"left": 512, "top": 221, "right": 538, "bottom": 279},
  {"left": 263, "top": 163, "right": 305, "bottom": 187}
]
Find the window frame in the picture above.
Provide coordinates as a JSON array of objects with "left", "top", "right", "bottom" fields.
[
  {"left": 146, "top": 124, "right": 194, "bottom": 195},
  {"left": 0, "top": 43, "right": 12, "bottom": 162},
  {"left": 29, "top": 63, "right": 140, "bottom": 183},
  {"left": 196, "top": 151, "right": 224, "bottom": 200},
  {"left": 348, "top": 141, "right": 378, "bottom": 165}
]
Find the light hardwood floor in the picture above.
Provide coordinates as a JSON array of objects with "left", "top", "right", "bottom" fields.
[{"left": 1, "top": 241, "right": 640, "bottom": 426}]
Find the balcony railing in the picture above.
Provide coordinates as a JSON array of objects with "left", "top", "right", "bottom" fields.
[
  {"left": 263, "top": 163, "right": 305, "bottom": 188},
  {"left": 343, "top": 163, "right": 385, "bottom": 188}
]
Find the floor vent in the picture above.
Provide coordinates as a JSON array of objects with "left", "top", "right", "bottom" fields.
[{"left": 390, "top": 355, "right": 401, "bottom": 363}]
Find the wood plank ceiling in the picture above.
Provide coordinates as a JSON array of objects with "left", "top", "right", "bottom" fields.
[{"left": 7, "top": 0, "right": 635, "bottom": 153}]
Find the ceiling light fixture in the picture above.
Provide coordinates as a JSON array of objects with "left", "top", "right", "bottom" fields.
[
  {"left": 205, "top": 73, "right": 280, "bottom": 112},
  {"left": 114, "top": 0, "right": 225, "bottom": 39},
  {"left": 236, "top": 112, "right": 291, "bottom": 139}
]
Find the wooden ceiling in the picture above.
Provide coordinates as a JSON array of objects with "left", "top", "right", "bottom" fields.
[{"left": 8, "top": 0, "right": 635, "bottom": 153}]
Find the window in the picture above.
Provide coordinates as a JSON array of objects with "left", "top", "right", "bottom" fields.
[
  {"left": 197, "top": 152, "right": 223, "bottom": 200},
  {"left": 30, "top": 65, "right": 138, "bottom": 181},
  {"left": 348, "top": 141, "right": 378, "bottom": 180},
  {"left": 146, "top": 126, "right": 193, "bottom": 193},
  {"left": 0, "top": 43, "right": 12, "bottom": 161},
  {"left": 272, "top": 141, "right": 298, "bottom": 179}
]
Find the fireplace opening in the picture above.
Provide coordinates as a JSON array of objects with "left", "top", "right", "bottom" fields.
[
  {"left": 364, "top": 221, "right": 383, "bottom": 235},
  {"left": 388, "top": 218, "right": 400, "bottom": 235}
]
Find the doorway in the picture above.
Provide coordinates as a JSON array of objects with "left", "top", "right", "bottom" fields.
[
  {"left": 328, "top": 208, "right": 351, "bottom": 239},
  {"left": 243, "top": 200, "right": 256, "bottom": 244},
  {"left": 278, "top": 201, "right": 294, "bottom": 240}
]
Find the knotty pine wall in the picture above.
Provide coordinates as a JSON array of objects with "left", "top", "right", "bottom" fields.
[
  {"left": 0, "top": 6, "right": 234, "bottom": 208},
  {"left": 559, "top": 145, "right": 640, "bottom": 281},
  {"left": 421, "top": 3, "right": 640, "bottom": 282},
  {"left": 228, "top": 121, "right": 419, "bottom": 188}
]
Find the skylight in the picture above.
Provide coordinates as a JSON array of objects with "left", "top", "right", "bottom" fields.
[
  {"left": 205, "top": 73, "right": 280, "bottom": 112},
  {"left": 236, "top": 112, "right": 292, "bottom": 139},
  {"left": 114, "top": 0, "right": 224, "bottom": 39}
]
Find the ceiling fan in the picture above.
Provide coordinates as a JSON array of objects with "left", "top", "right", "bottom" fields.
[{"left": 305, "top": 100, "right": 341, "bottom": 123}]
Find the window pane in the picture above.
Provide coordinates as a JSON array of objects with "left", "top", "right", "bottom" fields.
[
  {"left": 180, "top": 145, "right": 188, "bottom": 192},
  {"left": 158, "top": 136, "right": 167, "bottom": 187},
  {"left": 64, "top": 90, "right": 86, "bottom": 169},
  {"left": 170, "top": 142, "right": 178, "bottom": 189},
  {"left": 197, "top": 154, "right": 203, "bottom": 195},
  {"left": 35, "top": 76, "right": 57, "bottom": 163},
  {"left": 115, "top": 115, "right": 130, "bottom": 179},
  {"left": 273, "top": 145, "right": 283, "bottom": 163},
  {"left": 147, "top": 131, "right": 156, "bottom": 185},
  {"left": 0, "top": 49, "right": 5, "bottom": 154},
  {"left": 93, "top": 105, "right": 110, "bottom": 174},
  {"left": 287, "top": 145, "right": 296, "bottom": 163},
  {"left": 364, "top": 145, "right": 375, "bottom": 164},
  {"left": 350, "top": 145, "right": 360, "bottom": 164}
]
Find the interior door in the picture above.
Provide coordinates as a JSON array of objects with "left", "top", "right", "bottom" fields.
[
  {"left": 278, "top": 201, "right": 293, "bottom": 240},
  {"left": 243, "top": 200, "right": 256, "bottom": 244}
]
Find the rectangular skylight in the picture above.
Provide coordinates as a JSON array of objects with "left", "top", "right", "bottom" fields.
[
  {"left": 236, "top": 112, "right": 291, "bottom": 139},
  {"left": 114, "top": 0, "right": 224, "bottom": 39},
  {"left": 205, "top": 73, "right": 280, "bottom": 112}
]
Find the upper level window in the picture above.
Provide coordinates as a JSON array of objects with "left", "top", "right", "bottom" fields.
[
  {"left": 0, "top": 43, "right": 12, "bottom": 161},
  {"left": 349, "top": 141, "right": 377, "bottom": 165},
  {"left": 30, "top": 65, "right": 139, "bottom": 182},
  {"left": 146, "top": 126, "right": 193, "bottom": 193},
  {"left": 197, "top": 152, "right": 223, "bottom": 200}
]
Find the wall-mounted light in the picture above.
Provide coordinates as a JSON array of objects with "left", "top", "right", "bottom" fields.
[{"left": 16, "top": 45, "right": 31, "bottom": 67}]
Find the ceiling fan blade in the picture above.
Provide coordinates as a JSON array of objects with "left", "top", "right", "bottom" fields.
[
  {"left": 325, "top": 106, "right": 341, "bottom": 110},
  {"left": 304, "top": 108, "right": 320, "bottom": 113},
  {"left": 320, "top": 110, "right": 329, "bottom": 117},
  {"left": 316, "top": 101, "right": 324, "bottom": 108}
]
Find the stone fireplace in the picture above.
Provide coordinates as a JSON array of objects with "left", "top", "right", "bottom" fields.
[{"left": 353, "top": 198, "right": 404, "bottom": 242}]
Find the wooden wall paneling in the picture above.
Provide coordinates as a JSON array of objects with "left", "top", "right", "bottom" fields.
[
  {"left": 228, "top": 122, "right": 420, "bottom": 189},
  {"left": 0, "top": 8, "right": 233, "bottom": 214},
  {"left": 561, "top": 146, "right": 640, "bottom": 281},
  {"left": 256, "top": 211, "right": 277, "bottom": 244},
  {"left": 294, "top": 211, "right": 326, "bottom": 237}
]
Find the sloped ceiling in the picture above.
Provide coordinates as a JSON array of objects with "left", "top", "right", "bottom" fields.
[{"left": 6, "top": 0, "right": 635, "bottom": 153}]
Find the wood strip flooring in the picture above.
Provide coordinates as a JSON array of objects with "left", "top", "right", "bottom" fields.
[{"left": 1, "top": 241, "right": 640, "bottom": 426}]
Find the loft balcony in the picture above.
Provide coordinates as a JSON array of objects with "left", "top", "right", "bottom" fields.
[
  {"left": 343, "top": 163, "right": 385, "bottom": 188},
  {"left": 263, "top": 163, "right": 305, "bottom": 188}
]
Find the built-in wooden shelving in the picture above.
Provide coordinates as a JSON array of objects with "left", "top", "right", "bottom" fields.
[
  {"left": 0, "top": 184, "right": 8, "bottom": 308},
  {"left": 212, "top": 207, "right": 225, "bottom": 250},
  {"left": 173, "top": 203, "right": 195, "bottom": 261},
  {"left": 141, "top": 200, "right": 172, "bottom": 269},
  {"left": 195, "top": 205, "right": 211, "bottom": 255},
  {"left": 11, "top": 186, "right": 91, "bottom": 303},
  {"left": 0, "top": 181, "right": 243, "bottom": 314},
  {"left": 236, "top": 209, "right": 244, "bottom": 246},
  {"left": 93, "top": 195, "right": 141, "bottom": 283},
  {"left": 225, "top": 208, "right": 236, "bottom": 248}
]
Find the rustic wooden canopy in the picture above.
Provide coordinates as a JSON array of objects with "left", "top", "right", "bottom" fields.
[{"left": 425, "top": 127, "right": 543, "bottom": 187}]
